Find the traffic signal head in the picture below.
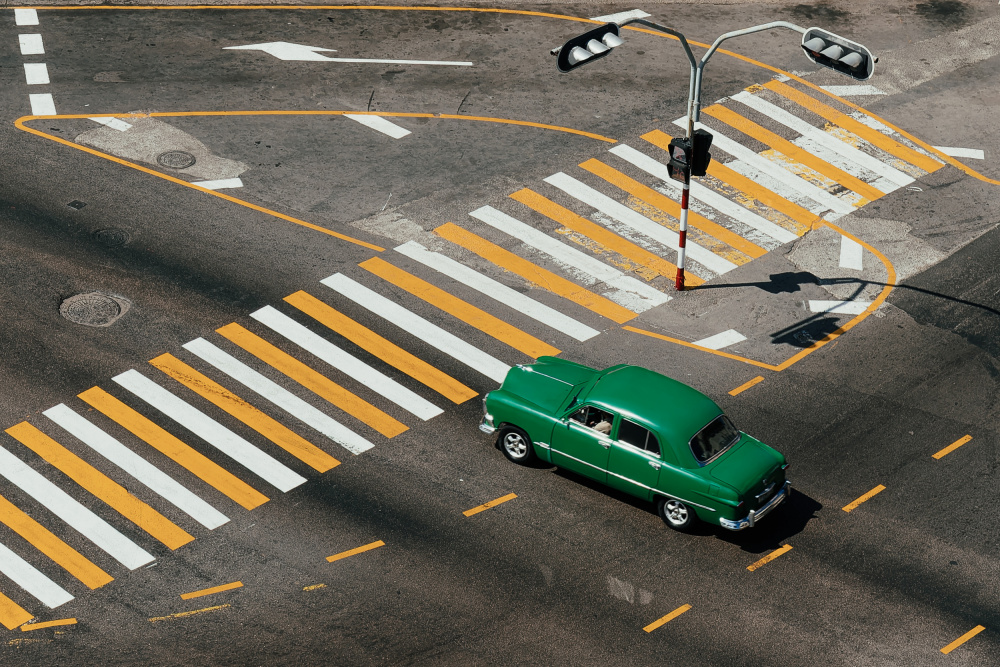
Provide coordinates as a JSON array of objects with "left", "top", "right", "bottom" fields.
[
  {"left": 666, "top": 137, "right": 692, "bottom": 183},
  {"left": 801, "top": 28, "right": 877, "bottom": 81},
  {"left": 555, "top": 23, "right": 624, "bottom": 73},
  {"left": 690, "top": 129, "right": 713, "bottom": 177}
]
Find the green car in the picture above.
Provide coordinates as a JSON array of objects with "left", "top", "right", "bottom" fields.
[{"left": 479, "top": 357, "right": 789, "bottom": 531}]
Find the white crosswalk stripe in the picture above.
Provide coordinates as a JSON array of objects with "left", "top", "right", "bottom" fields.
[{"left": 0, "top": 540, "right": 74, "bottom": 608}]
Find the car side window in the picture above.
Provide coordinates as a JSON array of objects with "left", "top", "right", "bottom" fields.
[
  {"left": 618, "top": 419, "right": 661, "bottom": 457},
  {"left": 568, "top": 406, "right": 614, "bottom": 435}
]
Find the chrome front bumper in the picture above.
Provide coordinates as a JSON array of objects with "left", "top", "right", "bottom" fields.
[
  {"left": 719, "top": 481, "right": 790, "bottom": 531},
  {"left": 479, "top": 415, "right": 496, "bottom": 435}
]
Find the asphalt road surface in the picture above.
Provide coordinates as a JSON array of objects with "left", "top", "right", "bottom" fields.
[{"left": 0, "top": 2, "right": 998, "bottom": 665}]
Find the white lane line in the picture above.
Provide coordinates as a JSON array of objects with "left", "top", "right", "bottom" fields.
[
  {"left": 0, "top": 444, "right": 155, "bottom": 570},
  {"left": 0, "top": 541, "right": 74, "bottom": 609},
  {"left": 673, "top": 117, "right": 856, "bottom": 217},
  {"left": 732, "top": 91, "right": 915, "bottom": 189},
  {"left": 590, "top": 9, "right": 651, "bottom": 22},
  {"left": 15, "top": 9, "right": 40, "bottom": 26},
  {"left": 821, "top": 85, "right": 885, "bottom": 96},
  {"left": 251, "top": 306, "right": 442, "bottom": 421},
  {"left": 28, "top": 94, "right": 56, "bottom": 116},
  {"left": 23, "top": 63, "right": 49, "bottom": 85},
  {"left": 43, "top": 404, "right": 230, "bottom": 530},
  {"left": 394, "top": 241, "right": 601, "bottom": 342},
  {"left": 90, "top": 117, "right": 132, "bottom": 132},
  {"left": 809, "top": 300, "right": 872, "bottom": 315},
  {"left": 693, "top": 329, "right": 746, "bottom": 350},
  {"left": 320, "top": 273, "right": 511, "bottom": 384},
  {"left": 192, "top": 178, "right": 244, "bottom": 190},
  {"left": 932, "top": 146, "right": 985, "bottom": 160},
  {"left": 183, "top": 338, "right": 374, "bottom": 455},
  {"left": 839, "top": 236, "right": 864, "bottom": 271},
  {"left": 113, "top": 370, "right": 307, "bottom": 492},
  {"left": 18, "top": 34, "right": 44, "bottom": 56},
  {"left": 470, "top": 205, "right": 671, "bottom": 312},
  {"left": 609, "top": 144, "right": 798, "bottom": 243},
  {"left": 343, "top": 114, "right": 411, "bottom": 139},
  {"left": 543, "top": 172, "right": 737, "bottom": 276}
]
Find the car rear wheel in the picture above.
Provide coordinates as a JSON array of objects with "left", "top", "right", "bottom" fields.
[
  {"left": 657, "top": 497, "right": 695, "bottom": 532},
  {"left": 499, "top": 426, "right": 536, "bottom": 464}
]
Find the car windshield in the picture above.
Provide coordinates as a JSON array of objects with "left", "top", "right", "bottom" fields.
[{"left": 689, "top": 415, "right": 741, "bottom": 464}]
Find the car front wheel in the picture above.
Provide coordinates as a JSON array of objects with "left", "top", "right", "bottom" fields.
[
  {"left": 499, "top": 426, "right": 536, "bottom": 464},
  {"left": 657, "top": 497, "right": 696, "bottom": 532}
]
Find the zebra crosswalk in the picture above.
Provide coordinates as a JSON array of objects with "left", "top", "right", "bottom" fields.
[{"left": 0, "top": 76, "right": 945, "bottom": 629}]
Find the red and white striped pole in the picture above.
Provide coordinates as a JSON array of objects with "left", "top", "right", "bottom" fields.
[{"left": 675, "top": 175, "right": 689, "bottom": 291}]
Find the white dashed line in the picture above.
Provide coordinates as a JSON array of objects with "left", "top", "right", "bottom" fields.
[
  {"left": 809, "top": 300, "right": 871, "bottom": 315},
  {"left": 28, "top": 94, "right": 56, "bottom": 116},
  {"left": 18, "top": 34, "right": 44, "bottom": 55},
  {"left": 693, "top": 330, "right": 747, "bottom": 350},
  {"left": 15, "top": 9, "right": 40, "bottom": 26},
  {"left": 344, "top": 114, "right": 412, "bottom": 139},
  {"left": 192, "top": 178, "right": 244, "bottom": 190},
  {"left": 820, "top": 85, "right": 885, "bottom": 96},
  {"left": 839, "top": 236, "right": 864, "bottom": 271},
  {"left": 23, "top": 63, "right": 49, "bottom": 85}
]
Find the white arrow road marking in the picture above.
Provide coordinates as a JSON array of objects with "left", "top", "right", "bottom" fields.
[{"left": 225, "top": 41, "right": 472, "bottom": 66}]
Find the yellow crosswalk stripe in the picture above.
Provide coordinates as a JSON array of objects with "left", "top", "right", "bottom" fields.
[
  {"left": 0, "top": 592, "right": 32, "bottom": 631},
  {"left": 509, "top": 188, "right": 703, "bottom": 285},
  {"left": 435, "top": 222, "right": 637, "bottom": 324},
  {"left": 78, "top": 387, "right": 268, "bottom": 511},
  {"left": 0, "top": 493, "right": 113, "bottom": 590},
  {"left": 150, "top": 354, "right": 340, "bottom": 473},
  {"left": 215, "top": 323, "right": 408, "bottom": 438},
  {"left": 284, "top": 291, "right": 478, "bottom": 405},
  {"left": 642, "top": 129, "right": 817, "bottom": 234},
  {"left": 359, "top": 257, "right": 561, "bottom": 360},
  {"left": 763, "top": 80, "right": 943, "bottom": 174},
  {"left": 579, "top": 158, "right": 766, "bottom": 259},
  {"left": 702, "top": 104, "right": 882, "bottom": 202},
  {"left": 5, "top": 422, "right": 194, "bottom": 550}
]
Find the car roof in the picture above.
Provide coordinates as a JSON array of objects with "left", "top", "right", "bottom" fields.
[{"left": 585, "top": 366, "right": 722, "bottom": 445}]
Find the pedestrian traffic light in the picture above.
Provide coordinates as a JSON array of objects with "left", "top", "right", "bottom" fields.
[
  {"left": 800, "top": 28, "right": 877, "bottom": 81},
  {"left": 553, "top": 23, "right": 624, "bottom": 73},
  {"left": 666, "top": 137, "right": 691, "bottom": 183},
  {"left": 690, "top": 129, "right": 713, "bottom": 177}
]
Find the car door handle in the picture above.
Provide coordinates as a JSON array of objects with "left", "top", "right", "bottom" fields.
[
  {"left": 648, "top": 461, "right": 661, "bottom": 470},
  {"left": 599, "top": 440, "right": 611, "bottom": 449}
]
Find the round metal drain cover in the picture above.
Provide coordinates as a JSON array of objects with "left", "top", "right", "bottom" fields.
[
  {"left": 93, "top": 228, "right": 131, "bottom": 248},
  {"left": 60, "top": 292, "right": 130, "bottom": 327},
  {"left": 156, "top": 150, "right": 196, "bottom": 169}
]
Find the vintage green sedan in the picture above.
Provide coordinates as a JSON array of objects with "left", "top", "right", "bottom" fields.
[{"left": 479, "top": 357, "right": 789, "bottom": 531}]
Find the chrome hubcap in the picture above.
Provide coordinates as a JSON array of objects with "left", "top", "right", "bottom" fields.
[
  {"left": 665, "top": 500, "right": 688, "bottom": 525},
  {"left": 504, "top": 433, "right": 527, "bottom": 457}
]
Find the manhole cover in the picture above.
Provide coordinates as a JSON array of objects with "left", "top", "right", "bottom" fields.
[
  {"left": 60, "top": 292, "right": 131, "bottom": 327},
  {"left": 93, "top": 228, "right": 131, "bottom": 248},
  {"left": 156, "top": 150, "right": 196, "bottom": 169}
]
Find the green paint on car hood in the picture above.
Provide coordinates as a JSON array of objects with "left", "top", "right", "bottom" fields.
[{"left": 498, "top": 358, "right": 598, "bottom": 414}]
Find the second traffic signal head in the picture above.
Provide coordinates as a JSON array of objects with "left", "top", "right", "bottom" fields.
[
  {"left": 801, "top": 27, "right": 877, "bottom": 80},
  {"left": 554, "top": 23, "right": 624, "bottom": 72}
]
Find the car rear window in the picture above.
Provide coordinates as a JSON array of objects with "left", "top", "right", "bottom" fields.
[{"left": 689, "top": 415, "right": 740, "bottom": 464}]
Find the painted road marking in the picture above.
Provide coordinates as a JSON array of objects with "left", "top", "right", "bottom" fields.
[
  {"left": 360, "top": 256, "right": 562, "bottom": 359},
  {"left": 78, "top": 387, "right": 268, "bottom": 511},
  {"left": 820, "top": 84, "right": 885, "bottom": 96},
  {"left": 435, "top": 223, "right": 637, "bottom": 324},
  {"left": 151, "top": 353, "right": 340, "bottom": 472},
  {"left": 941, "top": 625, "right": 986, "bottom": 654},
  {"left": 303, "top": 583, "right": 326, "bottom": 591},
  {"left": 693, "top": 329, "right": 746, "bottom": 350},
  {"left": 322, "top": 272, "right": 512, "bottom": 383},
  {"left": 18, "top": 34, "right": 44, "bottom": 56},
  {"left": 932, "top": 146, "right": 985, "bottom": 160},
  {"left": 89, "top": 116, "right": 132, "bottom": 131},
  {"left": 14, "top": 9, "right": 39, "bottom": 26},
  {"left": 148, "top": 604, "right": 230, "bottom": 623},
  {"left": 28, "top": 94, "right": 56, "bottom": 116},
  {"left": 394, "top": 241, "right": 600, "bottom": 342},
  {"left": 192, "top": 177, "right": 243, "bottom": 190},
  {"left": 0, "top": 493, "right": 113, "bottom": 589},
  {"left": 747, "top": 544, "right": 792, "bottom": 571},
  {"left": 326, "top": 540, "right": 385, "bottom": 563},
  {"left": 284, "top": 291, "right": 477, "bottom": 404},
  {"left": 6, "top": 422, "right": 194, "bottom": 550},
  {"left": 643, "top": 604, "right": 691, "bottom": 633},
  {"left": 470, "top": 205, "right": 671, "bottom": 311},
  {"left": 43, "top": 404, "right": 230, "bottom": 530},
  {"left": 842, "top": 484, "right": 886, "bottom": 513},
  {"left": 0, "top": 540, "right": 73, "bottom": 608},
  {"left": 933, "top": 435, "right": 972, "bottom": 460},
  {"left": 215, "top": 323, "right": 403, "bottom": 442},
  {"left": 809, "top": 300, "right": 872, "bottom": 315},
  {"left": 344, "top": 114, "right": 411, "bottom": 139},
  {"left": 182, "top": 337, "right": 372, "bottom": 456},
  {"left": 0, "top": 443, "right": 154, "bottom": 570},
  {"left": 113, "top": 370, "right": 307, "bottom": 492},
  {"left": 252, "top": 305, "right": 443, "bottom": 421},
  {"left": 225, "top": 41, "right": 473, "bottom": 66},
  {"left": 463, "top": 493, "right": 517, "bottom": 517},
  {"left": 840, "top": 236, "right": 864, "bottom": 270},
  {"left": 590, "top": 9, "right": 651, "bottom": 22},
  {"left": 729, "top": 376, "right": 764, "bottom": 396},
  {"left": 543, "top": 172, "right": 738, "bottom": 277},
  {"left": 20, "top": 618, "right": 76, "bottom": 632},
  {"left": 0, "top": 593, "right": 33, "bottom": 631},
  {"left": 23, "top": 63, "right": 49, "bottom": 85},
  {"left": 180, "top": 581, "right": 243, "bottom": 600},
  {"left": 608, "top": 143, "right": 798, "bottom": 243}
]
